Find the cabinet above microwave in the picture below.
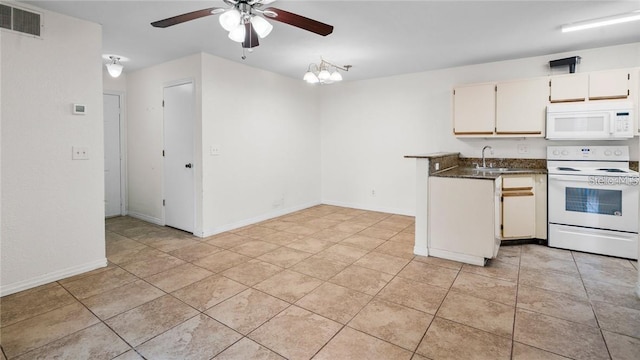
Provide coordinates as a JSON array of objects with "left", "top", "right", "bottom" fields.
[{"left": 549, "top": 69, "right": 630, "bottom": 103}]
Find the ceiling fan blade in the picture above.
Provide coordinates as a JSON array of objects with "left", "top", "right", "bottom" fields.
[
  {"left": 242, "top": 22, "right": 260, "bottom": 48},
  {"left": 151, "top": 7, "right": 223, "bottom": 28},
  {"left": 263, "top": 7, "right": 333, "bottom": 36}
]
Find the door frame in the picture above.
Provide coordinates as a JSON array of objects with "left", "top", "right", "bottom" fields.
[
  {"left": 162, "top": 78, "right": 197, "bottom": 233},
  {"left": 103, "top": 91, "right": 127, "bottom": 216}
]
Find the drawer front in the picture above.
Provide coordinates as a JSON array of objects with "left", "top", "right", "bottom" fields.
[{"left": 502, "top": 176, "right": 534, "bottom": 191}]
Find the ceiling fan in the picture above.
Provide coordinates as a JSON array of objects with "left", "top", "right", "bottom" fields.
[{"left": 151, "top": 0, "right": 334, "bottom": 49}]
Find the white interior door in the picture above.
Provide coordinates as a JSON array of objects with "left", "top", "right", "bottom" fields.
[
  {"left": 104, "top": 93, "right": 122, "bottom": 217},
  {"left": 163, "top": 82, "right": 195, "bottom": 233}
]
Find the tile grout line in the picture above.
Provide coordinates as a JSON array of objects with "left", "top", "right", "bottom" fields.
[
  {"left": 410, "top": 261, "right": 463, "bottom": 359},
  {"left": 13, "top": 211, "right": 636, "bottom": 359},
  {"left": 510, "top": 246, "right": 522, "bottom": 360},
  {"left": 571, "top": 251, "right": 614, "bottom": 360}
]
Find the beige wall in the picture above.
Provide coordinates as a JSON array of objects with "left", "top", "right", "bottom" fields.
[
  {"left": 1, "top": 6, "right": 106, "bottom": 295},
  {"left": 320, "top": 43, "right": 640, "bottom": 215},
  {"left": 200, "top": 53, "right": 321, "bottom": 235}
]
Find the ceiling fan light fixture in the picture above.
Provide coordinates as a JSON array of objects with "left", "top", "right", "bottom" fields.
[
  {"left": 219, "top": 9, "right": 241, "bottom": 31},
  {"left": 151, "top": 2, "right": 335, "bottom": 55},
  {"left": 251, "top": 15, "right": 273, "bottom": 38},
  {"left": 228, "top": 23, "right": 246, "bottom": 42},
  {"left": 105, "top": 56, "right": 123, "bottom": 78}
]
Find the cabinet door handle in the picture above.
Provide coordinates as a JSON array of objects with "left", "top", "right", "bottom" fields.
[
  {"left": 503, "top": 186, "right": 533, "bottom": 191},
  {"left": 502, "top": 192, "right": 534, "bottom": 197}
]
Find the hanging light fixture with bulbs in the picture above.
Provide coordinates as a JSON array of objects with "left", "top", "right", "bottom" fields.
[
  {"left": 151, "top": 0, "right": 335, "bottom": 60},
  {"left": 303, "top": 59, "right": 352, "bottom": 85},
  {"left": 217, "top": 1, "right": 274, "bottom": 44},
  {"left": 103, "top": 54, "right": 127, "bottom": 78}
]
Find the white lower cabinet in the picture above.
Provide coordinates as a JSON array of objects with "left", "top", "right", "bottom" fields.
[
  {"left": 428, "top": 177, "right": 500, "bottom": 266},
  {"left": 501, "top": 176, "right": 536, "bottom": 239}
]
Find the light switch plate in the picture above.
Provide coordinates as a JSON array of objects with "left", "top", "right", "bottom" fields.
[{"left": 72, "top": 146, "right": 89, "bottom": 160}]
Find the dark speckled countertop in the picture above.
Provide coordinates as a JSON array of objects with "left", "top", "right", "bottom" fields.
[
  {"left": 432, "top": 166, "right": 546, "bottom": 180},
  {"left": 405, "top": 152, "right": 547, "bottom": 179}
]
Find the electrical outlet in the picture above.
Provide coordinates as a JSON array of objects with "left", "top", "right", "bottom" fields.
[
  {"left": 371, "top": 189, "right": 376, "bottom": 197},
  {"left": 72, "top": 146, "right": 89, "bottom": 160},
  {"left": 517, "top": 144, "right": 528, "bottom": 154},
  {"left": 210, "top": 145, "right": 221, "bottom": 156}
]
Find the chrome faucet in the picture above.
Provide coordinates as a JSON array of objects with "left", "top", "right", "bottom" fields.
[{"left": 481, "top": 146, "right": 493, "bottom": 168}]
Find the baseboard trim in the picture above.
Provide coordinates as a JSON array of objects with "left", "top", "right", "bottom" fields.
[
  {"left": 413, "top": 245, "right": 428, "bottom": 257},
  {"left": 201, "top": 201, "right": 321, "bottom": 238},
  {"left": 321, "top": 200, "right": 413, "bottom": 217},
  {"left": 501, "top": 238, "right": 548, "bottom": 246},
  {"left": 0, "top": 258, "right": 108, "bottom": 297},
  {"left": 428, "top": 248, "right": 486, "bottom": 267},
  {"left": 128, "top": 211, "right": 164, "bottom": 226}
]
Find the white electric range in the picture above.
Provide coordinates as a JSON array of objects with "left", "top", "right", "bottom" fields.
[{"left": 547, "top": 146, "right": 639, "bottom": 260}]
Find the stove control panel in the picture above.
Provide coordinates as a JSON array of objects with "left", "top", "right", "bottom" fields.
[{"left": 547, "top": 146, "right": 629, "bottom": 161}]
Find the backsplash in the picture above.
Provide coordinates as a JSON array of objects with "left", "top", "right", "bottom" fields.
[
  {"left": 427, "top": 154, "right": 460, "bottom": 173},
  {"left": 458, "top": 158, "right": 547, "bottom": 170},
  {"left": 426, "top": 156, "right": 637, "bottom": 174}
]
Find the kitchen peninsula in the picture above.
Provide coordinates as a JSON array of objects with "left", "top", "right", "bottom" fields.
[{"left": 405, "top": 152, "right": 547, "bottom": 266}]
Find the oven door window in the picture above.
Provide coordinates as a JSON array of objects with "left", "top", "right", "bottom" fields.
[{"left": 565, "top": 187, "right": 622, "bottom": 216}]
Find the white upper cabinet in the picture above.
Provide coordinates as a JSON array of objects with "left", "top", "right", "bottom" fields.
[
  {"left": 549, "top": 73, "right": 588, "bottom": 102},
  {"left": 453, "top": 83, "right": 495, "bottom": 135},
  {"left": 550, "top": 69, "right": 630, "bottom": 102},
  {"left": 496, "top": 78, "right": 549, "bottom": 136},
  {"left": 454, "top": 67, "right": 636, "bottom": 137},
  {"left": 589, "top": 69, "right": 630, "bottom": 100}
]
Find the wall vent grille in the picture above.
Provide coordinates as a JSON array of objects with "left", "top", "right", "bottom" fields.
[
  {"left": 0, "top": 4, "right": 11, "bottom": 30},
  {"left": 0, "top": 3, "right": 41, "bottom": 37}
]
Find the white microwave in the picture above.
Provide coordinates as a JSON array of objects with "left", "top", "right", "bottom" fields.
[{"left": 546, "top": 100, "right": 634, "bottom": 140}]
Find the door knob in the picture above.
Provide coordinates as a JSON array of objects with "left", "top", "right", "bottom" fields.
[{"left": 185, "top": 163, "right": 192, "bottom": 168}]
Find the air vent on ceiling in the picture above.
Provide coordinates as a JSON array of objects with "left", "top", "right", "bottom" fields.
[{"left": 0, "top": 3, "right": 41, "bottom": 37}]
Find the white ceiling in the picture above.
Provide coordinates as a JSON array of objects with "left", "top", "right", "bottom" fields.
[{"left": 23, "top": 0, "right": 640, "bottom": 81}]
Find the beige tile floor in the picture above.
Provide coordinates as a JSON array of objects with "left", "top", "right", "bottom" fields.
[{"left": 1, "top": 205, "right": 639, "bottom": 359}]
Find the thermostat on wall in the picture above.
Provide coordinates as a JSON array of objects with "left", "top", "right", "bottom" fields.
[{"left": 73, "top": 104, "right": 87, "bottom": 115}]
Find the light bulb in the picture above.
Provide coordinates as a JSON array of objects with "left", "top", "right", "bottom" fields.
[
  {"left": 329, "top": 71, "right": 342, "bottom": 82},
  {"left": 228, "top": 24, "right": 246, "bottom": 42},
  {"left": 303, "top": 71, "right": 319, "bottom": 84},
  {"left": 318, "top": 69, "right": 331, "bottom": 82},
  {"left": 250, "top": 16, "right": 273, "bottom": 38},
  {"left": 219, "top": 9, "right": 241, "bottom": 31},
  {"left": 105, "top": 58, "right": 123, "bottom": 78}
]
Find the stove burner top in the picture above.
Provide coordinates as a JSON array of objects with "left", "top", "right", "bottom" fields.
[
  {"left": 597, "top": 168, "right": 628, "bottom": 173},
  {"left": 557, "top": 167, "right": 580, "bottom": 171}
]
